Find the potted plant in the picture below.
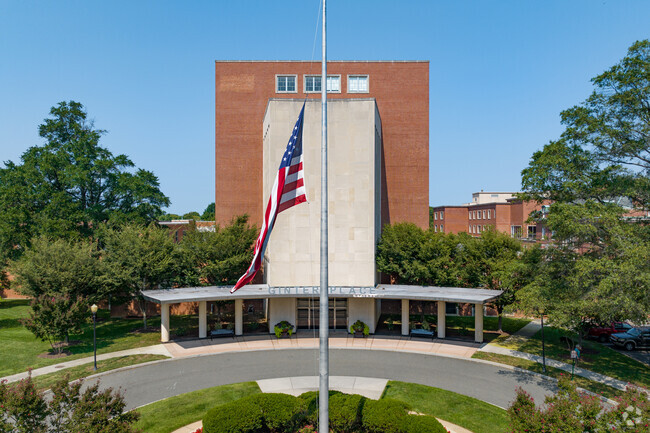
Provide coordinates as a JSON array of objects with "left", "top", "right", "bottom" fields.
[
  {"left": 274, "top": 320, "right": 294, "bottom": 339},
  {"left": 385, "top": 317, "right": 394, "bottom": 331},
  {"left": 349, "top": 320, "right": 369, "bottom": 338}
]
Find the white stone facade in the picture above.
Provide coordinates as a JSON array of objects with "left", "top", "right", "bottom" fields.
[{"left": 263, "top": 99, "right": 382, "bottom": 288}]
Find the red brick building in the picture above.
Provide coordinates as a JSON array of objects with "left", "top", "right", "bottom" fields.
[
  {"left": 431, "top": 192, "right": 552, "bottom": 242},
  {"left": 214, "top": 61, "right": 429, "bottom": 230}
]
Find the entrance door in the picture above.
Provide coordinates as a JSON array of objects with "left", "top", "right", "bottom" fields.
[{"left": 297, "top": 298, "right": 347, "bottom": 329}]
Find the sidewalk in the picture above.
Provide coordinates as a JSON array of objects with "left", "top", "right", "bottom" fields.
[
  {"left": 478, "top": 320, "right": 631, "bottom": 391},
  {"left": 2, "top": 344, "right": 172, "bottom": 383}
]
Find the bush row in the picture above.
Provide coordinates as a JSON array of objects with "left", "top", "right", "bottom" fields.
[{"left": 203, "top": 391, "right": 447, "bottom": 433}]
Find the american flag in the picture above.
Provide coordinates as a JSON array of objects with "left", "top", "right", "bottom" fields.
[{"left": 232, "top": 103, "right": 307, "bottom": 292}]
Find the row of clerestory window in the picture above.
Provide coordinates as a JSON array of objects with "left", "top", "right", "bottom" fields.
[{"left": 276, "top": 75, "right": 369, "bottom": 94}]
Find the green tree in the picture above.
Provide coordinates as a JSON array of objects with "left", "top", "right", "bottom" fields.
[
  {"left": 8, "top": 237, "right": 106, "bottom": 301},
  {"left": 101, "top": 224, "right": 175, "bottom": 328},
  {"left": 0, "top": 373, "right": 140, "bottom": 433},
  {"left": 475, "top": 228, "right": 523, "bottom": 332},
  {"left": 376, "top": 223, "right": 428, "bottom": 285},
  {"left": 520, "top": 40, "right": 650, "bottom": 327},
  {"left": 21, "top": 295, "right": 88, "bottom": 354},
  {"left": 0, "top": 101, "right": 169, "bottom": 262},
  {"left": 202, "top": 202, "right": 215, "bottom": 221},
  {"left": 175, "top": 215, "right": 257, "bottom": 286},
  {"left": 182, "top": 211, "right": 201, "bottom": 220}
]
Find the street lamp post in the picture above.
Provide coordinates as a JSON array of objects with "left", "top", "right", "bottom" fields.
[{"left": 91, "top": 304, "right": 98, "bottom": 370}]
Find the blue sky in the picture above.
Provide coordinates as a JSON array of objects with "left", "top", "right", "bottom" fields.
[{"left": 1, "top": 1, "right": 649, "bottom": 215}]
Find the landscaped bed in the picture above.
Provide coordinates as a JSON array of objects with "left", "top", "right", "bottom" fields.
[{"left": 134, "top": 380, "right": 508, "bottom": 433}]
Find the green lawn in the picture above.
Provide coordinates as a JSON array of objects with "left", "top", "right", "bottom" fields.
[
  {"left": 383, "top": 381, "right": 509, "bottom": 433},
  {"left": 493, "top": 325, "right": 650, "bottom": 389},
  {"left": 32, "top": 354, "right": 169, "bottom": 391},
  {"left": 0, "top": 299, "right": 195, "bottom": 377},
  {"left": 472, "top": 351, "right": 623, "bottom": 400},
  {"left": 134, "top": 382, "right": 261, "bottom": 433}
]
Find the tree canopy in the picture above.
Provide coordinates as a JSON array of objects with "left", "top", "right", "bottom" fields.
[
  {"left": 518, "top": 40, "right": 650, "bottom": 328},
  {"left": 0, "top": 101, "right": 169, "bottom": 262}
]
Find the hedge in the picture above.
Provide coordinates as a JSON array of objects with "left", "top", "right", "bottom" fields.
[{"left": 203, "top": 392, "right": 446, "bottom": 433}]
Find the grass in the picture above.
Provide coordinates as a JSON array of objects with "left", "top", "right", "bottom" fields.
[
  {"left": 472, "top": 351, "right": 624, "bottom": 400},
  {"left": 0, "top": 299, "right": 197, "bottom": 377},
  {"left": 382, "top": 380, "right": 509, "bottom": 433},
  {"left": 491, "top": 325, "right": 650, "bottom": 390},
  {"left": 134, "top": 382, "right": 261, "bottom": 433},
  {"left": 31, "top": 354, "right": 169, "bottom": 391}
]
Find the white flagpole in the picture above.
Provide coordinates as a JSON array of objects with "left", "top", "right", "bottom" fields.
[{"left": 318, "top": 0, "right": 329, "bottom": 431}]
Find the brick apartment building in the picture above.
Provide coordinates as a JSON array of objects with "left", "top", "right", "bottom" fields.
[
  {"left": 214, "top": 61, "right": 429, "bottom": 231},
  {"left": 431, "top": 191, "right": 552, "bottom": 242}
]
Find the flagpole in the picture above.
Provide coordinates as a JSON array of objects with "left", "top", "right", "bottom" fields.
[{"left": 318, "top": 0, "right": 329, "bottom": 431}]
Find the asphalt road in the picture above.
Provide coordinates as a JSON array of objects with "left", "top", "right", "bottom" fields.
[{"left": 88, "top": 348, "right": 559, "bottom": 411}]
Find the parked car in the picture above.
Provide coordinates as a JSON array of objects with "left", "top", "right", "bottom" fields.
[
  {"left": 588, "top": 322, "right": 632, "bottom": 342},
  {"left": 610, "top": 327, "right": 650, "bottom": 351}
]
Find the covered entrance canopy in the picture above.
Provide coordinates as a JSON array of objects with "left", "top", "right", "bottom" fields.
[{"left": 141, "top": 284, "right": 502, "bottom": 343}]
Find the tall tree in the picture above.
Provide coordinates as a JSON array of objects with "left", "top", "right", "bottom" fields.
[
  {"left": 0, "top": 101, "right": 169, "bottom": 262},
  {"left": 519, "top": 40, "right": 650, "bottom": 326},
  {"left": 201, "top": 202, "right": 215, "bottom": 221},
  {"left": 9, "top": 236, "right": 107, "bottom": 300},
  {"left": 101, "top": 224, "right": 175, "bottom": 328},
  {"left": 174, "top": 215, "right": 257, "bottom": 286}
]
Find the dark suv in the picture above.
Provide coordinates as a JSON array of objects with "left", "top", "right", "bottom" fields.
[{"left": 610, "top": 327, "right": 650, "bottom": 351}]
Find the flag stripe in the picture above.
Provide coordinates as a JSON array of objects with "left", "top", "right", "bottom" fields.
[{"left": 232, "top": 103, "right": 307, "bottom": 293}]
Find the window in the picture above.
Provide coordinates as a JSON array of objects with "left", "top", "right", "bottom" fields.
[
  {"left": 527, "top": 226, "right": 537, "bottom": 239},
  {"left": 487, "top": 210, "right": 491, "bottom": 219},
  {"left": 327, "top": 75, "right": 341, "bottom": 92},
  {"left": 304, "top": 75, "right": 341, "bottom": 93},
  {"left": 434, "top": 225, "right": 437, "bottom": 232},
  {"left": 348, "top": 75, "right": 369, "bottom": 93},
  {"left": 440, "top": 211, "right": 444, "bottom": 219},
  {"left": 434, "top": 212, "right": 438, "bottom": 220},
  {"left": 445, "top": 302, "right": 459, "bottom": 315},
  {"left": 440, "top": 224, "right": 443, "bottom": 232},
  {"left": 276, "top": 75, "right": 297, "bottom": 93},
  {"left": 511, "top": 225, "right": 522, "bottom": 238},
  {"left": 482, "top": 210, "right": 486, "bottom": 219}
]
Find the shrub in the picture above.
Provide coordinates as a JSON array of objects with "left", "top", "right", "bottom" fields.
[
  {"left": 273, "top": 321, "right": 294, "bottom": 338},
  {"left": 329, "top": 393, "right": 365, "bottom": 433},
  {"left": 203, "top": 393, "right": 304, "bottom": 433},
  {"left": 203, "top": 398, "right": 262, "bottom": 433},
  {"left": 361, "top": 398, "right": 411, "bottom": 433},
  {"left": 299, "top": 390, "right": 343, "bottom": 425},
  {"left": 349, "top": 320, "right": 369, "bottom": 336},
  {"left": 402, "top": 415, "right": 448, "bottom": 433},
  {"left": 254, "top": 393, "right": 305, "bottom": 432}
]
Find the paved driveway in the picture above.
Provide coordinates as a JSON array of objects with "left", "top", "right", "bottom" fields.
[{"left": 88, "top": 348, "right": 558, "bottom": 410}]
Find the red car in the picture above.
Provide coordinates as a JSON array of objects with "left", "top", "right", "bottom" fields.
[{"left": 588, "top": 322, "right": 632, "bottom": 342}]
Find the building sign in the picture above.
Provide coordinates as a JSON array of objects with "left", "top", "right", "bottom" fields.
[{"left": 268, "top": 286, "right": 377, "bottom": 297}]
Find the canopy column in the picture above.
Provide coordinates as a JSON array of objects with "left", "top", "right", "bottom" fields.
[
  {"left": 235, "top": 299, "right": 243, "bottom": 336},
  {"left": 474, "top": 303, "right": 484, "bottom": 343},
  {"left": 199, "top": 301, "right": 207, "bottom": 339},
  {"left": 437, "top": 301, "right": 446, "bottom": 339},
  {"left": 161, "top": 303, "right": 170, "bottom": 343},
  {"left": 401, "top": 299, "right": 409, "bottom": 336}
]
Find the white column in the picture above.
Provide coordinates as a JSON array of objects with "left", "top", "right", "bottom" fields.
[
  {"left": 474, "top": 303, "right": 484, "bottom": 343},
  {"left": 235, "top": 298, "right": 243, "bottom": 336},
  {"left": 401, "top": 299, "right": 409, "bottom": 336},
  {"left": 161, "top": 303, "right": 170, "bottom": 343},
  {"left": 437, "top": 301, "right": 446, "bottom": 339},
  {"left": 199, "top": 301, "right": 207, "bottom": 339}
]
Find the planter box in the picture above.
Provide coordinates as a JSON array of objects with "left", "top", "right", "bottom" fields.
[{"left": 353, "top": 331, "right": 365, "bottom": 338}]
